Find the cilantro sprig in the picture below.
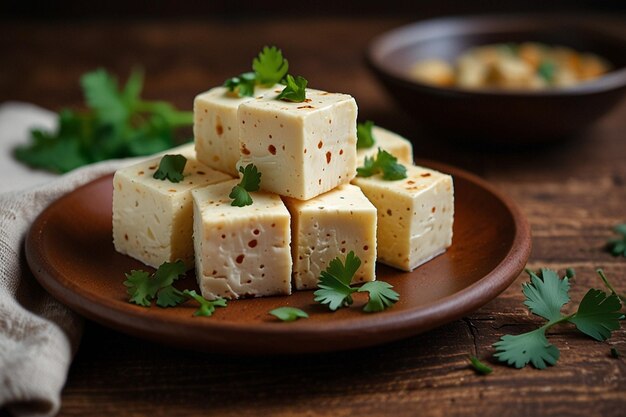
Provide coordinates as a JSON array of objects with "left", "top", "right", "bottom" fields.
[
  {"left": 230, "top": 164, "right": 262, "bottom": 207},
  {"left": 493, "top": 268, "right": 623, "bottom": 369},
  {"left": 277, "top": 75, "right": 308, "bottom": 102},
  {"left": 356, "top": 120, "right": 376, "bottom": 149},
  {"left": 469, "top": 356, "right": 493, "bottom": 375},
  {"left": 15, "top": 69, "right": 192, "bottom": 173},
  {"left": 606, "top": 223, "right": 626, "bottom": 257},
  {"left": 269, "top": 307, "right": 309, "bottom": 322},
  {"left": 314, "top": 251, "right": 399, "bottom": 312},
  {"left": 153, "top": 154, "right": 187, "bottom": 183},
  {"left": 123, "top": 260, "right": 227, "bottom": 317},
  {"left": 224, "top": 46, "right": 289, "bottom": 97},
  {"left": 357, "top": 148, "right": 407, "bottom": 181}
]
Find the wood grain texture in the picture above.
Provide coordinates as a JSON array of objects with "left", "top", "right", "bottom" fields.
[{"left": 2, "top": 17, "right": 625, "bottom": 417}]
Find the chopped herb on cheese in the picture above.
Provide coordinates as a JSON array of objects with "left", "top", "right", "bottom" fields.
[
  {"left": 356, "top": 148, "right": 407, "bottom": 180},
  {"left": 224, "top": 46, "right": 289, "bottom": 97},
  {"left": 153, "top": 154, "right": 187, "bottom": 183},
  {"left": 277, "top": 74, "right": 308, "bottom": 102},
  {"left": 356, "top": 120, "right": 376, "bottom": 149},
  {"left": 229, "top": 164, "right": 261, "bottom": 207}
]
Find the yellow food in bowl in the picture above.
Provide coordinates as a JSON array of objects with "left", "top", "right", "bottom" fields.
[{"left": 410, "top": 43, "right": 611, "bottom": 90}]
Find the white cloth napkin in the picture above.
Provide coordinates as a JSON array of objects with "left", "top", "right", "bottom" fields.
[{"left": 0, "top": 102, "right": 134, "bottom": 416}]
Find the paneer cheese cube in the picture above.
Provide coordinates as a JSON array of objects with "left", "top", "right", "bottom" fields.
[
  {"left": 238, "top": 88, "right": 358, "bottom": 200},
  {"left": 357, "top": 126, "right": 414, "bottom": 166},
  {"left": 352, "top": 165, "right": 454, "bottom": 271},
  {"left": 192, "top": 180, "right": 292, "bottom": 300},
  {"left": 283, "top": 184, "right": 377, "bottom": 290},
  {"left": 112, "top": 154, "right": 232, "bottom": 269},
  {"left": 194, "top": 86, "right": 276, "bottom": 176}
]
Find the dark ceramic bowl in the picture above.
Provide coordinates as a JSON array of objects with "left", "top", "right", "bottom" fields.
[{"left": 367, "top": 16, "right": 626, "bottom": 144}]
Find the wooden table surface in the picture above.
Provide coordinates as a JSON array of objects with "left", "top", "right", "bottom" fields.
[{"left": 2, "top": 17, "right": 625, "bottom": 417}]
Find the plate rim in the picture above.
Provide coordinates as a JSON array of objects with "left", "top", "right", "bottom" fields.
[{"left": 25, "top": 160, "right": 531, "bottom": 353}]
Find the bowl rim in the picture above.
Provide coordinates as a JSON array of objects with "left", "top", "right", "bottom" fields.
[{"left": 367, "top": 14, "right": 626, "bottom": 98}]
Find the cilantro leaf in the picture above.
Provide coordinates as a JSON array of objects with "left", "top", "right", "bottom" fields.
[
  {"left": 314, "top": 251, "right": 361, "bottom": 311},
  {"left": 494, "top": 327, "right": 560, "bottom": 369},
  {"left": 356, "top": 120, "right": 376, "bottom": 149},
  {"left": 253, "top": 46, "right": 289, "bottom": 86},
  {"left": 224, "top": 72, "right": 257, "bottom": 98},
  {"left": 230, "top": 164, "right": 261, "bottom": 207},
  {"left": 356, "top": 148, "right": 407, "bottom": 181},
  {"left": 468, "top": 356, "right": 493, "bottom": 375},
  {"left": 269, "top": 307, "right": 309, "bottom": 322},
  {"left": 568, "top": 289, "right": 622, "bottom": 341},
  {"left": 182, "top": 290, "right": 227, "bottom": 317},
  {"left": 277, "top": 75, "right": 308, "bottom": 102},
  {"left": 522, "top": 268, "right": 570, "bottom": 322},
  {"left": 537, "top": 60, "right": 556, "bottom": 83},
  {"left": 81, "top": 69, "right": 128, "bottom": 125},
  {"left": 229, "top": 186, "right": 253, "bottom": 207},
  {"left": 156, "top": 285, "right": 186, "bottom": 308},
  {"left": 15, "top": 69, "right": 192, "bottom": 173},
  {"left": 358, "top": 281, "right": 399, "bottom": 312},
  {"left": 153, "top": 154, "right": 187, "bottom": 183},
  {"left": 606, "top": 223, "right": 626, "bottom": 257},
  {"left": 123, "top": 260, "right": 186, "bottom": 307}
]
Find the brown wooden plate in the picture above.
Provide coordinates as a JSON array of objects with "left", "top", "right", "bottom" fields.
[{"left": 25, "top": 161, "right": 531, "bottom": 354}]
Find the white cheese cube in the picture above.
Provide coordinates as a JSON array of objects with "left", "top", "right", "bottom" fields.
[
  {"left": 194, "top": 86, "right": 276, "bottom": 176},
  {"left": 192, "top": 180, "right": 292, "bottom": 300},
  {"left": 283, "top": 184, "right": 377, "bottom": 290},
  {"left": 352, "top": 165, "right": 454, "bottom": 271},
  {"left": 357, "top": 126, "right": 414, "bottom": 166},
  {"left": 112, "top": 154, "right": 232, "bottom": 269},
  {"left": 238, "top": 88, "right": 358, "bottom": 200}
]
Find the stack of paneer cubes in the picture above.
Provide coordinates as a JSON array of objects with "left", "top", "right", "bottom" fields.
[{"left": 112, "top": 83, "right": 454, "bottom": 301}]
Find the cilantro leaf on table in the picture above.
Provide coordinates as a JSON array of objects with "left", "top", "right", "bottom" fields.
[
  {"left": 253, "top": 46, "right": 289, "bottom": 86},
  {"left": 153, "top": 154, "right": 187, "bottom": 183},
  {"left": 569, "top": 289, "right": 622, "bottom": 341},
  {"left": 606, "top": 223, "right": 626, "bottom": 257},
  {"left": 269, "top": 307, "right": 309, "bottom": 322},
  {"left": 494, "top": 328, "right": 560, "bottom": 370},
  {"left": 468, "top": 356, "right": 494, "bottom": 375},
  {"left": 230, "top": 164, "right": 261, "bottom": 207},
  {"left": 493, "top": 268, "right": 623, "bottom": 369},
  {"left": 277, "top": 75, "right": 308, "bottom": 102},
  {"left": 358, "top": 281, "right": 399, "bottom": 313},
  {"left": 523, "top": 268, "right": 571, "bottom": 322},
  {"left": 14, "top": 68, "right": 193, "bottom": 173},
  {"left": 356, "top": 120, "right": 376, "bottom": 149},
  {"left": 356, "top": 148, "right": 407, "bottom": 181}
]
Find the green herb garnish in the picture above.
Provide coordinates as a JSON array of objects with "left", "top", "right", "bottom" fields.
[
  {"left": 224, "top": 46, "right": 289, "bottom": 97},
  {"left": 356, "top": 148, "right": 407, "bottom": 181},
  {"left": 229, "top": 164, "right": 261, "bottom": 207},
  {"left": 277, "top": 74, "right": 308, "bottom": 102},
  {"left": 537, "top": 60, "right": 556, "bottom": 83},
  {"left": 123, "top": 260, "right": 226, "bottom": 317},
  {"left": 253, "top": 46, "right": 290, "bottom": 86},
  {"left": 15, "top": 69, "right": 192, "bottom": 173},
  {"left": 469, "top": 356, "right": 493, "bottom": 375},
  {"left": 153, "top": 154, "right": 187, "bottom": 183},
  {"left": 269, "top": 307, "right": 309, "bottom": 322},
  {"left": 606, "top": 223, "right": 626, "bottom": 257},
  {"left": 493, "top": 268, "right": 622, "bottom": 369},
  {"left": 356, "top": 120, "right": 376, "bottom": 149},
  {"left": 314, "top": 251, "right": 399, "bottom": 312}
]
